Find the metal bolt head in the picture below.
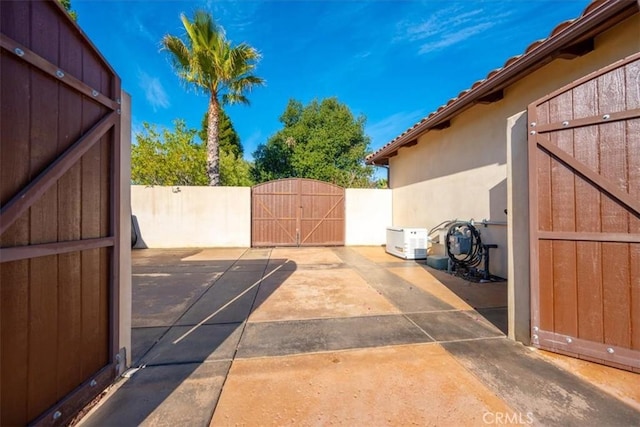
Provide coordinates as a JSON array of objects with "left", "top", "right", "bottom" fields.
[
  {"left": 14, "top": 47, "right": 25, "bottom": 56},
  {"left": 117, "top": 108, "right": 121, "bottom": 115},
  {"left": 602, "top": 114, "right": 610, "bottom": 120},
  {"left": 565, "top": 337, "right": 572, "bottom": 344},
  {"left": 530, "top": 130, "right": 536, "bottom": 135},
  {"left": 607, "top": 347, "right": 614, "bottom": 354},
  {"left": 90, "top": 379, "right": 97, "bottom": 387},
  {"left": 92, "top": 89, "right": 99, "bottom": 97},
  {"left": 53, "top": 411, "right": 62, "bottom": 420},
  {"left": 532, "top": 334, "right": 539, "bottom": 341},
  {"left": 562, "top": 121, "right": 569, "bottom": 127},
  {"left": 530, "top": 122, "right": 536, "bottom": 127},
  {"left": 55, "top": 70, "right": 64, "bottom": 78},
  {"left": 532, "top": 326, "right": 539, "bottom": 333},
  {"left": 117, "top": 98, "right": 122, "bottom": 104}
]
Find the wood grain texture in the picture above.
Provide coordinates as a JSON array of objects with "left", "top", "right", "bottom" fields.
[
  {"left": 538, "top": 240, "right": 554, "bottom": 332},
  {"left": 530, "top": 56, "right": 639, "bottom": 370},
  {"left": 576, "top": 242, "right": 603, "bottom": 342},
  {"left": 1, "top": 0, "right": 120, "bottom": 424},
  {"left": 252, "top": 179, "right": 345, "bottom": 247},
  {"left": 0, "top": 260, "right": 30, "bottom": 426}
]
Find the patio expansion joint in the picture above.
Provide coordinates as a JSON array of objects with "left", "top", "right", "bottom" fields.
[
  {"left": 132, "top": 259, "right": 240, "bottom": 368},
  {"left": 208, "top": 248, "right": 276, "bottom": 424},
  {"left": 232, "top": 341, "right": 443, "bottom": 361},
  {"left": 138, "top": 359, "right": 234, "bottom": 369},
  {"left": 245, "top": 310, "right": 465, "bottom": 325},
  {"left": 403, "top": 313, "right": 436, "bottom": 341}
]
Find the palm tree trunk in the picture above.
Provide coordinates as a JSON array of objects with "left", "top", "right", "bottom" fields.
[{"left": 207, "top": 95, "right": 221, "bottom": 186}]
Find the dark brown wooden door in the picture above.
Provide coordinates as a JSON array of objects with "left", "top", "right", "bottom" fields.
[
  {"left": 1, "top": 1, "right": 122, "bottom": 424},
  {"left": 252, "top": 179, "right": 345, "bottom": 247},
  {"left": 528, "top": 52, "right": 640, "bottom": 372}
]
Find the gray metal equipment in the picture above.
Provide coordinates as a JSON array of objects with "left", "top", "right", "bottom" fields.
[{"left": 445, "top": 221, "right": 499, "bottom": 282}]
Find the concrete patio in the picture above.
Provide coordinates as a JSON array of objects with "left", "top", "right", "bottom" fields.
[{"left": 80, "top": 247, "right": 640, "bottom": 426}]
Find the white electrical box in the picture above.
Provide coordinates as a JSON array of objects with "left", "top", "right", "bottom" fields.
[{"left": 386, "top": 227, "right": 428, "bottom": 260}]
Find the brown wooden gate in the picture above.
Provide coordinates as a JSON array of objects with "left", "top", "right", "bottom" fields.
[
  {"left": 528, "top": 52, "right": 640, "bottom": 372},
  {"left": 252, "top": 179, "right": 345, "bottom": 247},
  {"left": 1, "top": 1, "right": 122, "bottom": 425}
]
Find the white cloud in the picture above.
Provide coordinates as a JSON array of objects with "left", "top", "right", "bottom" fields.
[
  {"left": 366, "top": 109, "right": 426, "bottom": 150},
  {"left": 418, "top": 22, "right": 495, "bottom": 54},
  {"left": 134, "top": 15, "right": 156, "bottom": 44},
  {"left": 138, "top": 71, "right": 170, "bottom": 112},
  {"left": 399, "top": 5, "right": 511, "bottom": 55}
]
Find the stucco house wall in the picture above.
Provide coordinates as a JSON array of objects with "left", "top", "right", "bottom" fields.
[{"left": 389, "top": 13, "right": 639, "bottom": 280}]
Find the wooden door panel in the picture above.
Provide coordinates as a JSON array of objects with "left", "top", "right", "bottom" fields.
[
  {"left": 252, "top": 179, "right": 344, "bottom": 247},
  {"left": 528, "top": 53, "right": 640, "bottom": 371},
  {"left": 0, "top": 1, "right": 121, "bottom": 424}
]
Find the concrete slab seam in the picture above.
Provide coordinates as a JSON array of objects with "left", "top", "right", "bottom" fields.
[
  {"left": 131, "top": 256, "right": 240, "bottom": 368},
  {"left": 207, "top": 248, "right": 276, "bottom": 424}
]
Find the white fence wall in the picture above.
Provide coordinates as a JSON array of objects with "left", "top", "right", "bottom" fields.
[
  {"left": 132, "top": 186, "right": 391, "bottom": 248},
  {"left": 345, "top": 189, "right": 392, "bottom": 246},
  {"left": 132, "top": 186, "right": 251, "bottom": 247}
]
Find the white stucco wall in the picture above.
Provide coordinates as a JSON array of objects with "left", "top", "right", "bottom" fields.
[
  {"left": 132, "top": 186, "right": 392, "bottom": 247},
  {"left": 506, "top": 110, "right": 530, "bottom": 344},
  {"left": 119, "top": 91, "right": 132, "bottom": 371},
  {"left": 345, "top": 188, "right": 392, "bottom": 245},
  {"left": 389, "top": 14, "right": 639, "bottom": 280},
  {"left": 132, "top": 186, "right": 251, "bottom": 247}
]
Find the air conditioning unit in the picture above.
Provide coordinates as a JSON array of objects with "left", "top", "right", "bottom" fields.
[{"left": 386, "top": 227, "right": 428, "bottom": 260}]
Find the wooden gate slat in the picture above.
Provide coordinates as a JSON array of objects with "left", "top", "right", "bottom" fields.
[
  {"left": 0, "top": 111, "right": 117, "bottom": 236},
  {"left": 536, "top": 136, "right": 640, "bottom": 216},
  {"left": 0, "top": 34, "right": 119, "bottom": 110},
  {"left": 576, "top": 241, "right": 604, "bottom": 342},
  {"left": 0, "top": 260, "right": 29, "bottom": 425},
  {"left": 529, "top": 52, "right": 640, "bottom": 371},
  {"left": 535, "top": 108, "right": 640, "bottom": 132},
  {"left": 252, "top": 179, "right": 344, "bottom": 247},
  {"left": 1, "top": 1, "right": 121, "bottom": 423},
  {"left": 300, "top": 196, "right": 344, "bottom": 244}
]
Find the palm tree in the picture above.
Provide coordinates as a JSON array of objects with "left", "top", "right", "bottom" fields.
[{"left": 162, "top": 11, "right": 264, "bottom": 186}]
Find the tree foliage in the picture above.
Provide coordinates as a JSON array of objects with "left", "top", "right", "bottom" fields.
[
  {"left": 162, "top": 10, "right": 264, "bottom": 186},
  {"left": 132, "top": 120, "right": 207, "bottom": 186},
  {"left": 199, "top": 108, "right": 243, "bottom": 157},
  {"left": 131, "top": 119, "right": 254, "bottom": 187},
  {"left": 252, "top": 98, "right": 374, "bottom": 187},
  {"left": 58, "top": 0, "right": 78, "bottom": 20}
]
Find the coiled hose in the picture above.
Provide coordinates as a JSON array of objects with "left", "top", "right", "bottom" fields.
[{"left": 445, "top": 221, "right": 483, "bottom": 268}]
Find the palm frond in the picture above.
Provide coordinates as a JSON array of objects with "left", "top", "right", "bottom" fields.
[
  {"left": 163, "top": 10, "right": 264, "bottom": 107},
  {"left": 222, "top": 93, "right": 249, "bottom": 106}
]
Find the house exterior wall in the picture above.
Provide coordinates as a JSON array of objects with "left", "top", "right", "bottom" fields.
[{"left": 389, "top": 14, "right": 640, "bottom": 280}]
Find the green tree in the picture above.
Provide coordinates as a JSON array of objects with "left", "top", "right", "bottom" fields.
[
  {"left": 220, "top": 150, "right": 254, "bottom": 186},
  {"left": 252, "top": 98, "right": 374, "bottom": 187},
  {"left": 162, "top": 11, "right": 264, "bottom": 186},
  {"left": 131, "top": 120, "right": 207, "bottom": 186},
  {"left": 131, "top": 119, "right": 253, "bottom": 187},
  {"left": 57, "top": 0, "right": 78, "bottom": 20},
  {"left": 199, "top": 108, "right": 243, "bottom": 157}
]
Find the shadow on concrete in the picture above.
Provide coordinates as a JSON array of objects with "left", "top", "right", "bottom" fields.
[
  {"left": 415, "top": 262, "right": 508, "bottom": 334},
  {"left": 83, "top": 249, "right": 295, "bottom": 426}
]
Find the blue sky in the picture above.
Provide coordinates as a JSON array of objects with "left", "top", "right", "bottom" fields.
[{"left": 74, "top": 0, "right": 589, "bottom": 165}]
